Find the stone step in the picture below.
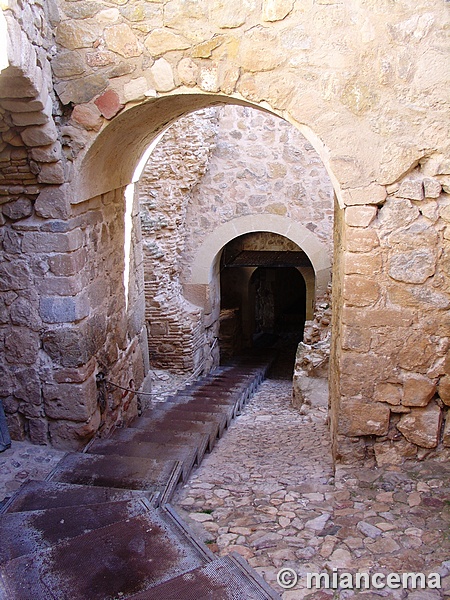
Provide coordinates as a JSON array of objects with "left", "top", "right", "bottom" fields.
[
  {"left": 1, "top": 480, "right": 157, "bottom": 514},
  {"left": 125, "top": 553, "right": 281, "bottom": 600},
  {"left": 47, "top": 452, "right": 182, "bottom": 504},
  {"left": 0, "top": 505, "right": 214, "bottom": 600},
  {"left": 0, "top": 497, "right": 151, "bottom": 564}
]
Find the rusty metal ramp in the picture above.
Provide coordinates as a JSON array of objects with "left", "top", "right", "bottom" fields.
[
  {"left": 1, "top": 479, "right": 157, "bottom": 514},
  {"left": 0, "top": 498, "right": 151, "bottom": 564},
  {"left": 86, "top": 439, "right": 197, "bottom": 481},
  {"left": 124, "top": 553, "right": 281, "bottom": 600},
  {"left": 0, "top": 505, "right": 214, "bottom": 600},
  {"left": 47, "top": 453, "right": 182, "bottom": 504}
]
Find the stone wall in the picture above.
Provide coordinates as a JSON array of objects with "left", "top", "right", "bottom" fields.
[
  {"left": 0, "top": 0, "right": 448, "bottom": 460},
  {"left": 138, "top": 104, "right": 333, "bottom": 372},
  {"left": 337, "top": 165, "right": 450, "bottom": 464}
]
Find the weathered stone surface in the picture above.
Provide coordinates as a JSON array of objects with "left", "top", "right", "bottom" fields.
[
  {"left": 37, "top": 161, "right": 66, "bottom": 185},
  {"left": 402, "top": 374, "right": 436, "bottom": 407},
  {"left": 343, "top": 252, "right": 382, "bottom": 275},
  {"left": 396, "top": 178, "right": 424, "bottom": 201},
  {"left": 144, "top": 28, "right": 190, "bottom": 55},
  {"left": 339, "top": 399, "right": 390, "bottom": 436},
  {"left": 423, "top": 177, "right": 441, "bottom": 199},
  {"left": 39, "top": 295, "right": 89, "bottom": 324},
  {"left": 149, "top": 58, "right": 175, "bottom": 92},
  {"left": 21, "top": 122, "right": 58, "bottom": 147},
  {"left": 0, "top": 261, "right": 32, "bottom": 291},
  {"left": 239, "top": 27, "right": 283, "bottom": 72},
  {"left": 55, "top": 74, "right": 108, "bottom": 104},
  {"left": 2, "top": 197, "right": 33, "bottom": 220},
  {"left": 43, "top": 376, "right": 97, "bottom": 422},
  {"left": 443, "top": 413, "right": 450, "bottom": 447},
  {"left": 262, "top": 0, "right": 294, "bottom": 22},
  {"left": 56, "top": 20, "right": 100, "bottom": 50},
  {"left": 343, "top": 275, "right": 380, "bottom": 307},
  {"left": 345, "top": 228, "right": 380, "bottom": 252},
  {"left": 104, "top": 23, "right": 141, "bottom": 58},
  {"left": 389, "top": 249, "right": 436, "bottom": 284},
  {"left": 374, "top": 382, "right": 402, "bottom": 406},
  {"left": 345, "top": 205, "right": 378, "bottom": 227},
  {"left": 123, "top": 77, "right": 151, "bottom": 103},
  {"left": 30, "top": 142, "right": 62, "bottom": 163},
  {"left": 4, "top": 327, "right": 40, "bottom": 365},
  {"left": 377, "top": 198, "right": 420, "bottom": 233},
  {"left": 35, "top": 185, "right": 71, "bottom": 219},
  {"left": 397, "top": 402, "right": 442, "bottom": 448},
  {"left": 94, "top": 88, "right": 123, "bottom": 119},
  {"left": 438, "top": 375, "right": 450, "bottom": 406},
  {"left": 343, "top": 184, "right": 387, "bottom": 207},
  {"left": 71, "top": 104, "right": 103, "bottom": 131},
  {"left": 177, "top": 57, "right": 198, "bottom": 86},
  {"left": 51, "top": 51, "right": 86, "bottom": 78}
]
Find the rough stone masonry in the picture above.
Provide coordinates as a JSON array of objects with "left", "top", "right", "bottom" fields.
[{"left": 0, "top": 0, "right": 448, "bottom": 462}]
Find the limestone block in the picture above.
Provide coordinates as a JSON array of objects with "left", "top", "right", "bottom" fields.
[
  {"left": 262, "top": 0, "right": 294, "bottom": 22},
  {"left": 210, "top": 1, "right": 250, "bottom": 28},
  {"left": 388, "top": 282, "right": 450, "bottom": 311},
  {"left": 2, "top": 197, "right": 33, "bottom": 220},
  {"left": 37, "top": 161, "right": 66, "bottom": 185},
  {"left": 104, "top": 23, "right": 141, "bottom": 58},
  {"left": 338, "top": 399, "right": 390, "bottom": 437},
  {"left": 423, "top": 177, "right": 441, "bottom": 199},
  {"left": 4, "top": 327, "right": 40, "bottom": 365},
  {"left": 71, "top": 104, "right": 103, "bottom": 132},
  {"left": 11, "top": 109, "right": 49, "bottom": 127},
  {"left": 438, "top": 375, "right": 450, "bottom": 406},
  {"left": 51, "top": 51, "right": 86, "bottom": 78},
  {"left": 177, "top": 57, "right": 198, "bottom": 86},
  {"left": 443, "top": 412, "right": 450, "bottom": 447},
  {"left": 43, "top": 375, "right": 97, "bottom": 422},
  {"left": 402, "top": 373, "right": 437, "bottom": 407},
  {"left": 30, "top": 141, "right": 62, "bottom": 163},
  {"left": 239, "top": 27, "right": 283, "bottom": 71},
  {"left": 199, "top": 64, "right": 220, "bottom": 92},
  {"left": 342, "top": 306, "right": 414, "bottom": 329},
  {"left": 21, "top": 121, "right": 58, "bottom": 147},
  {"left": 397, "top": 402, "right": 442, "bottom": 448},
  {"left": 191, "top": 36, "right": 225, "bottom": 59},
  {"left": 374, "top": 382, "right": 402, "bottom": 406},
  {"left": 94, "top": 88, "right": 123, "bottom": 119},
  {"left": 396, "top": 179, "right": 424, "bottom": 201},
  {"left": 144, "top": 28, "right": 190, "bottom": 55},
  {"left": 437, "top": 160, "right": 450, "bottom": 175},
  {"left": 86, "top": 50, "right": 116, "bottom": 68},
  {"left": 150, "top": 58, "right": 175, "bottom": 92},
  {"left": 343, "top": 252, "right": 382, "bottom": 275},
  {"left": 39, "top": 295, "right": 90, "bottom": 324},
  {"left": 388, "top": 249, "right": 436, "bottom": 284},
  {"left": 341, "top": 326, "right": 371, "bottom": 353},
  {"left": 28, "top": 419, "right": 49, "bottom": 445},
  {"left": 0, "top": 260, "right": 32, "bottom": 291},
  {"left": 56, "top": 74, "right": 109, "bottom": 105},
  {"left": 374, "top": 438, "right": 417, "bottom": 466},
  {"left": 377, "top": 198, "right": 420, "bottom": 232},
  {"left": 56, "top": 20, "right": 100, "bottom": 50},
  {"left": 345, "top": 205, "right": 377, "bottom": 227},
  {"left": 123, "top": 78, "right": 150, "bottom": 103},
  {"left": 343, "top": 275, "right": 380, "bottom": 307},
  {"left": 343, "top": 184, "right": 387, "bottom": 207},
  {"left": 48, "top": 410, "right": 102, "bottom": 450},
  {"left": 22, "top": 229, "right": 83, "bottom": 253},
  {"left": 345, "top": 229, "right": 379, "bottom": 253},
  {"left": 42, "top": 326, "right": 89, "bottom": 367},
  {"left": 35, "top": 185, "right": 71, "bottom": 219}
]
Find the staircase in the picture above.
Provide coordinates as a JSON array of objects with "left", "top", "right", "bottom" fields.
[{"left": 0, "top": 355, "right": 281, "bottom": 599}]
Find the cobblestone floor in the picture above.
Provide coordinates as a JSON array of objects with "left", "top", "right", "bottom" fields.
[{"left": 173, "top": 379, "right": 450, "bottom": 599}]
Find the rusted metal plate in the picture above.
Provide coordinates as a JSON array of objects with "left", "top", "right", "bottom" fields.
[
  {"left": 149, "top": 409, "right": 227, "bottom": 437},
  {"left": 129, "top": 416, "right": 219, "bottom": 451},
  {"left": 124, "top": 554, "right": 282, "bottom": 600},
  {"left": 87, "top": 439, "right": 197, "bottom": 481},
  {"left": 0, "top": 498, "right": 150, "bottom": 564},
  {"left": 2, "top": 480, "right": 156, "bottom": 514},
  {"left": 0, "top": 509, "right": 211, "bottom": 600},
  {"left": 48, "top": 453, "right": 182, "bottom": 503},
  {"left": 109, "top": 429, "right": 210, "bottom": 464}
]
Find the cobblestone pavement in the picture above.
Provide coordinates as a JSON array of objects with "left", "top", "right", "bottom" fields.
[
  {"left": 0, "top": 440, "right": 65, "bottom": 505},
  {"left": 174, "top": 379, "right": 450, "bottom": 599}
]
